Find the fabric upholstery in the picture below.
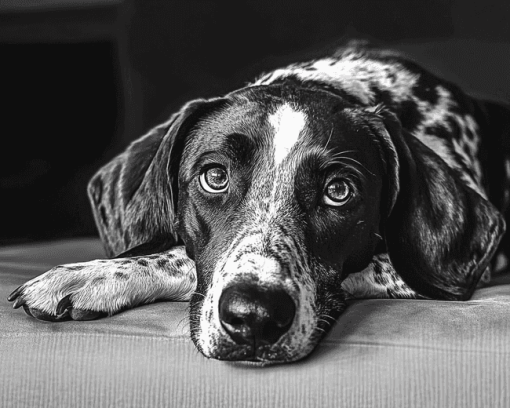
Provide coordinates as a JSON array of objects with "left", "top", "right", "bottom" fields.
[{"left": 1, "top": 239, "right": 509, "bottom": 407}]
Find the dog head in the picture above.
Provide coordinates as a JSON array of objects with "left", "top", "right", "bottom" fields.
[{"left": 89, "top": 84, "right": 504, "bottom": 364}]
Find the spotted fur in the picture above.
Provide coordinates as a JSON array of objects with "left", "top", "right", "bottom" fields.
[
  {"left": 9, "top": 246, "right": 196, "bottom": 320},
  {"left": 254, "top": 49, "right": 486, "bottom": 197},
  {"left": 253, "top": 45, "right": 509, "bottom": 291},
  {"left": 8, "top": 43, "right": 509, "bottom": 364},
  {"left": 342, "top": 253, "right": 422, "bottom": 300}
]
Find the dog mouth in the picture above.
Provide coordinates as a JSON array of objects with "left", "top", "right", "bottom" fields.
[
  {"left": 198, "top": 322, "right": 328, "bottom": 364},
  {"left": 212, "top": 343, "right": 299, "bottom": 364},
  {"left": 189, "top": 283, "right": 331, "bottom": 364},
  {"left": 189, "top": 245, "right": 340, "bottom": 363}
]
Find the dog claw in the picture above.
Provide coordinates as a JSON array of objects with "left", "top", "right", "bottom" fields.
[
  {"left": 7, "top": 285, "right": 23, "bottom": 302},
  {"left": 12, "top": 296, "right": 25, "bottom": 309},
  {"left": 55, "top": 295, "right": 107, "bottom": 321},
  {"left": 22, "top": 304, "right": 34, "bottom": 317},
  {"left": 10, "top": 288, "right": 108, "bottom": 322},
  {"left": 56, "top": 294, "right": 73, "bottom": 315}
]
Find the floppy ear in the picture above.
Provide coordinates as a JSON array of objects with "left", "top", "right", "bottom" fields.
[
  {"left": 370, "top": 109, "right": 505, "bottom": 300},
  {"left": 87, "top": 98, "right": 226, "bottom": 257}
]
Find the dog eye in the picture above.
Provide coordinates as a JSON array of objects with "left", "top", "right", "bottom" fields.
[
  {"left": 199, "top": 166, "right": 229, "bottom": 193},
  {"left": 324, "top": 179, "right": 352, "bottom": 206}
]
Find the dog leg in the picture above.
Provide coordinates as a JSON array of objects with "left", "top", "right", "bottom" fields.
[
  {"left": 341, "top": 253, "right": 423, "bottom": 300},
  {"left": 7, "top": 246, "right": 196, "bottom": 321}
]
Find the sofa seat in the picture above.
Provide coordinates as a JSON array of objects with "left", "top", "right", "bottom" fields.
[{"left": 1, "top": 238, "right": 509, "bottom": 408}]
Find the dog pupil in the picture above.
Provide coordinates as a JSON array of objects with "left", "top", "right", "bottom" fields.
[
  {"left": 207, "top": 168, "right": 227, "bottom": 188},
  {"left": 328, "top": 181, "right": 348, "bottom": 200}
]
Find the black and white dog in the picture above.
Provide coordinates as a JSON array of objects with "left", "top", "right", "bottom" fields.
[{"left": 9, "top": 43, "right": 510, "bottom": 364}]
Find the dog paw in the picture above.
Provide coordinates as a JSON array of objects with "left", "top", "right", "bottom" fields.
[{"left": 7, "top": 261, "right": 126, "bottom": 321}]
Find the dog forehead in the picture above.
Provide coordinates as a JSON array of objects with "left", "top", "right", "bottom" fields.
[
  {"left": 188, "top": 97, "right": 272, "bottom": 147},
  {"left": 190, "top": 88, "right": 336, "bottom": 150},
  {"left": 187, "top": 86, "right": 381, "bottom": 170},
  {"left": 268, "top": 103, "right": 307, "bottom": 166}
]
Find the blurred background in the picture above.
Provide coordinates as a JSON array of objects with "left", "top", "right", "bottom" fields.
[{"left": 1, "top": 0, "right": 509, "bottom": 245}]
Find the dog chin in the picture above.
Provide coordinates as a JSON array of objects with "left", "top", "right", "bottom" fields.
[
  {"left": 227, "top": 350, "right": 314, "bottom": 366},
  {"left": 209, "top": 352, "right": 308, "bottom": 366},
  {"left": 197, "top": 337, "right": 320, "bottom": 366},
  {"left": 226, "top": 359, "right": 294, "bottom": 367}
]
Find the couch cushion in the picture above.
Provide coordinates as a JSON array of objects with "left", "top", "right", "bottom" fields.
[{"left": 1, "top": 238, "right": 509, "bottom": 408}]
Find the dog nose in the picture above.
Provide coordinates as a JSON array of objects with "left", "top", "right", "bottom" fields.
[{"left": 219, "top": 284, "right": 296, "bottom": 346}]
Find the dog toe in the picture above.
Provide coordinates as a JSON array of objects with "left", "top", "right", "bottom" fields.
[
  {"left": 22, "top": 304, "right": 33, "bottom": 317},
  {"left": 57, "top": 294, "right": 108, "bottom": 321},
  {"left": 18, "top": 295, "right": 71, "bottom": 322},
  {"left": 56, "top": 294, "right": 73, "bottom": 315},
  {"left": 24, "top": 306, "right": 70, "bottom": 322}
]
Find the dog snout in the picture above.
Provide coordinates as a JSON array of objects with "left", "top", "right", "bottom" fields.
[{"left": 219, "top": 283, "right": 296, "bottom": 346}]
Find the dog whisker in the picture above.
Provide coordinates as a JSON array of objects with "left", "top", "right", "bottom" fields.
[
  {"left": 317, "top": 317, "right": 335, "bottom": 326},
  {"left": 177, "top": 316, "right": 190, "bottom": 331},
  {"left": 330, "top": 149, "right": 358, "bottom": 158},
  {"left": 333, "top": 155, "right": 376, "bottom": 177},
  {"left": 325, "top": 127, "right": 334, "bottom": 149}
]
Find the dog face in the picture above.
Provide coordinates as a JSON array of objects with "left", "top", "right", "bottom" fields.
[
  {"left": 174, "top": 86, "right": 391, "bottom": 362},
  {"left": 89, "top": 81, "right": 504, "bottom": 365}
]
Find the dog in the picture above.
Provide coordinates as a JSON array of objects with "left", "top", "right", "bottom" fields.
[{"left": 8, "top": 42, "right": 510, "bottom": 364}]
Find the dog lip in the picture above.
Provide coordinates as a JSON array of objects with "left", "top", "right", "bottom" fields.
[
  {"left": 214, "top": 342, "right": 294, "bottom": 363},
  {"left": 223, "top": 352, "right": 293, "bottom": 365},
  {"left": 214, "top": 345, "right": 255, "bottom": 361}
]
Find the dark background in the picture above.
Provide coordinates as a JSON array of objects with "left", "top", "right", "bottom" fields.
[{"left": 1, "top": 0, "right": 509, "bottom": 245}]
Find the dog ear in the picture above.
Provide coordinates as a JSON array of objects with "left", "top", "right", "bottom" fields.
[
  {"left": 87, "top": 98, "right": 227, "bottom": 257},
  {"left": 369, "top": 108, "right": 505, "bottom": 300}
]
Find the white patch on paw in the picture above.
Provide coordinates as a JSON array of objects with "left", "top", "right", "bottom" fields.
[
  {"left": 342, "top": 253, "right": 419, "bottom": 299},
  {"left": 14, "top": 246, "right": 197, "bottom": 317}
]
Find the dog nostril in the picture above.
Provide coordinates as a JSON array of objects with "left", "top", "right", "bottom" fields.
[
  {"left": 229, "top": 317, "right": 245, "bottom": 326},
  {"left": 218, "top": 284, "right": 296, "bottom": 346},
  {"left": 261, "top": 321, "right": 284, "bottom": 344}
]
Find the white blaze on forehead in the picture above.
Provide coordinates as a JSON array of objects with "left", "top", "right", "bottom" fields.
[{"left": 269, "top": 104, "right": 307, "bottom": 166}]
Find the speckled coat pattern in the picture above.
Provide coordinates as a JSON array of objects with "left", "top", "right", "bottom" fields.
[
  {"left": 253, "top": 46, "right": 509, "bottom": 298},
  {"left": 8, "top": 44, "right": 510, "bottom": 364}
]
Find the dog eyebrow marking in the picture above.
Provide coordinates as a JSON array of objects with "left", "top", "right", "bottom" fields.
[{"left": 269, "top": 104, "right": 307, "bottom": 166}]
